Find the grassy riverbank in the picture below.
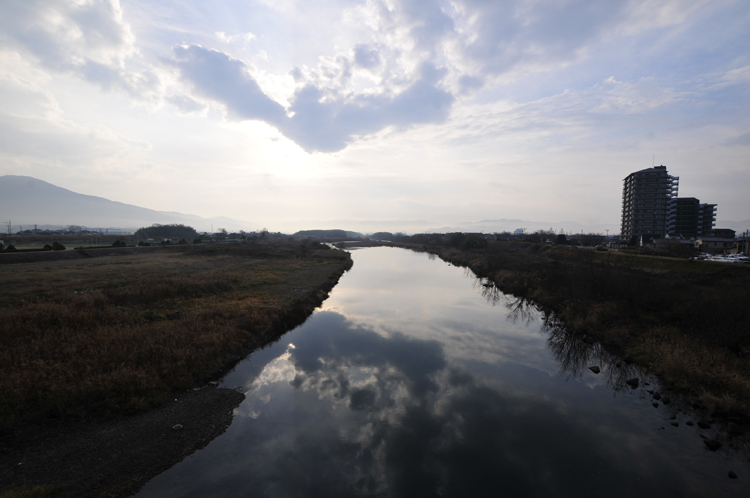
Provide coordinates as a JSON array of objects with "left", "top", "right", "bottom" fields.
[
  {"left": 0, "top": 240, "right": 352, "bottom": 432},
  {"left": 397, "top": 239, "right": 750, "bottom": 418}
]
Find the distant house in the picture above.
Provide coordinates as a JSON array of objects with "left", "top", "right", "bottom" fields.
[
  {"left": 655, "top": 236, "right": 694, "bottom": 251},
  {"left": 695, "top": 237, "right": 736, "bottom": 254}
]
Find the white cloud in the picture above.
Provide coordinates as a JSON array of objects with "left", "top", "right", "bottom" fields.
[
  {"left": 171, "top": 44, "right": 454, "bottom": 152},
  {"left": 215, "top": 31, "right": 256, "bottom": 43},
  {"left": 0, "top": 0, "right": 160, "bottom": 98}
]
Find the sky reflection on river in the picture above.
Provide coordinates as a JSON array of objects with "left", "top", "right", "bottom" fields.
[{"left": 136, "top": 247, "right": 748, "bottom": 497}]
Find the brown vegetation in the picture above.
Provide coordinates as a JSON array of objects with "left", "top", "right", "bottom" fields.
[
  {"left": 0, "top": 240, "right": 352, "bottom": 432},
  {"left": 407, "top": 240, "right": 750, "bottom": 418}
]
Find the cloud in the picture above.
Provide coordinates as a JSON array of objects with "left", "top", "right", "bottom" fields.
[
  {"left": 0, "top": 0, "right": 159, "bottom": 98},
  {"left": 0, "top": 54, "right": 151, "bottom": 173},
  {"left": 171, "top": 44, "right": 287, "bottom": 123},
  {"left": 353, "top": 44, "right": 380, "bottom": 69},
  {"left": 171, "top": 44, "right": 454, "bottom": 152},
  {"left": 215, "top": 31, "right": 256, "bottom": 43},
  {"left": 165, "top": 94, "right": 206, "bottom": 114},
  {"left": 724, "top": 131, "right": 750, "bottom": 147}
]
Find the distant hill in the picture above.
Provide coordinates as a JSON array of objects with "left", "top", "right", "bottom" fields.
[
  {"left": 292, "top": 229, "right": 354, "bottom": 240},
  {"left": 0, "top": 176, "right": 252, "bottom": 232}
]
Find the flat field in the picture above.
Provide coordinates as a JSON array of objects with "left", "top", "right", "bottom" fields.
[{"left": 0, "top": 241, "right": 352, "bottom": 431}]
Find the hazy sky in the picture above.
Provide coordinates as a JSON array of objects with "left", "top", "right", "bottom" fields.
[{"left": 1, "top": 0, "right": 748, "bottom": 232}]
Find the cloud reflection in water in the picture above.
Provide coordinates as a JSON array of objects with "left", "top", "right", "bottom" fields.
[{"left": 136, "top": 248, "right": 747, "bottom": 498}]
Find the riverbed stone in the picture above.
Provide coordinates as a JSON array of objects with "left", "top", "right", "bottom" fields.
[
  {"left": 703, "top": 439, "right": 722, "bottom": 451},
  {"left": 652, "top": 403, "right": 659, "bottom": 408},
  {"left": 686, "top": 421, "right": 694, "bottom": 426},
  {"left": 588, "top": 366, "right": 601, "bottom": 374},
  {"left": 662, "top": 397, "right": 671, "bottom": 405},
  {"left": 728, "top": 470, "right": 738, "bottom": 479},
  {"left": 653, "top": 392, "right": 662, "bottom": 400},
  {"left": 670, "top": 422, "right": 679, "bottom": 427},
  {"left": 626, "top": 378, "right": 639, "bottom": 389},
  {"left": 697, "top": 419, "right": 712, "bottom": 429}
]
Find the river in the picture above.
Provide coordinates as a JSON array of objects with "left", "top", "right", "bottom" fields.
[{"left": 135, "top": 247, "right": 748, "bottom": 497}]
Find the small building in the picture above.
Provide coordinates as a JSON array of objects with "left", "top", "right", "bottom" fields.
[{"left": 695, "top": 237, "right": 737, "bottom": 254}]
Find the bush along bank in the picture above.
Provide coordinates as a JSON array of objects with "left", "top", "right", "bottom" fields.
[{"left": 395, "top": 239, "right": 750, "bottom": 425}]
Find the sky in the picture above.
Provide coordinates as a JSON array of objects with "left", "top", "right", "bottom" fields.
[{"left": 0, "top": 0, "right": 748, "bottom": 233}]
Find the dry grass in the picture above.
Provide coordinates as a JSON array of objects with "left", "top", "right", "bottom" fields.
[
  {"left": 421, "top": 240, "right": 750, "bottom": 417},
  {"left": 0, "top": 241, "right": 352, "bottom": 431},
  {"left": 0, "top": 486, "right": 62, "bottom": 498}
]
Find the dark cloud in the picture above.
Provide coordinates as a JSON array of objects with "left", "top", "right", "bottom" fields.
[
  {"left": 172, "top": 45, "right": 454, "bottom": 152},
  {"left": 171, "top": 45, "right": 287, "bottom": 124}
]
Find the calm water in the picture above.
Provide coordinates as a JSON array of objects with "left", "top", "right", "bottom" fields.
[{"left": 136, "top": 247, "right": 749, "bottom": 497}]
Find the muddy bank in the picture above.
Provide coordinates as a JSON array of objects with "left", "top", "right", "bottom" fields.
[{"left": 0, "top": 386, "right": 244, "bottom": 498}]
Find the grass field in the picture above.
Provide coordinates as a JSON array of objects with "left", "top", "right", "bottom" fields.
[{"left": 0, "top": 240, "right": 352, "bottom": 432}]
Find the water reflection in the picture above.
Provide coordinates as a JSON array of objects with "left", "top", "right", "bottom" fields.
[
  {"left": 471, "top": 274, "right": 653, "bottom": 393},
  {"left": 136, "top": 248, "right": 749, "bottom": 498}
]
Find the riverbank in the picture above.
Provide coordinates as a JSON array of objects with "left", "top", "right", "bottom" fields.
[
  {"left": 0, "top": 240, "right": 352, "bottom": 497},
  {"left": 382, "top": 239, "right": 750, "bottom": 421}
]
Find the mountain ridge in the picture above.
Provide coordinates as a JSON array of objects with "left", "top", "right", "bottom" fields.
[{"left": 0, "top": 175, "right": 252, "bottom": 232}]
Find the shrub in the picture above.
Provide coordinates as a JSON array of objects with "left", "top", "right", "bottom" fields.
[
  {"left": 112, "top": 240, "right": 127, "bottom": 247},
  {"left": 51, "top": 241, "right": 66, "bottom": 251}
]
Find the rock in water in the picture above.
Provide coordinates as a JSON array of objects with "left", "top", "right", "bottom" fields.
[
  {"left": 626, "top": 378, "right": 639, "bottom": 389},
  {"left": 588, "top": 366, "right": 601, "bottom": 374},
  {"left": 697, "top": 419, "right": 711, "bottom": 429},
  {"left": 728, "top": 470, "right": 738, "bottom": 479},
  {"left": 703, "top": 439, "right": 721, "bottom": 451}
]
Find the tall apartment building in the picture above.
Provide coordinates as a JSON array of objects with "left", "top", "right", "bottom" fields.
[
  {"left": 621, "top": 165, "right": 679, "bottom": 240},
  {"left": 621, "top": 165, "right": 717, "bottom": 240},
  {"left": 666, "top": 198, "right": 717, "bottom": 238}
]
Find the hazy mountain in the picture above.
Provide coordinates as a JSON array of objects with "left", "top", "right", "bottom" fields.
[
  {"left": 717, "top": 220, "right": 750, "bottom": 234},
  {"left": 0, "top": 176, "right": 252, "bottom": 232},
  {"left": 274, "top": 218, "right": 620, "bottom": 235}
]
